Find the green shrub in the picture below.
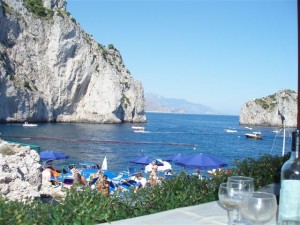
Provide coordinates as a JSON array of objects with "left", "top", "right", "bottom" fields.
[
  {"left": 233, "top": 153, "right": 289, "bottom": 190},
  {"left": 23, "top": 81, "right": 31, "bottom": 90},
  {"left": 0, "top": 146, "right": 15, "bottom": 155},
  {"left": 108, "top": 44, "right": 115, "bottom": 50},
  {"left": 24, "top": 0, "right": 53, "bottom": 19},
  {"left": 0, "top": 154, "right": 289, "bottom": 224}
]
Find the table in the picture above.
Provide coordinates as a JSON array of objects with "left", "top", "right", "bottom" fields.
[{"left": 101, "top": 201, "right": 277, "bottom": 225}]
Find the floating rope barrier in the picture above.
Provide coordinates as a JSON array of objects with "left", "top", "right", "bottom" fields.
[{"left": 1, "top": 135, "right": 197, "bottom": 148}]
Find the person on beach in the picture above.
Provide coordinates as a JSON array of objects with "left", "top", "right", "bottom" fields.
[
  {"left": 97, "top": 175, "right": 110, "bottom": 196},
  {"left": 134, "top": 173, "right": 147, "bottom": 193},
  {"left": 149, "top": 160, "right": 158, "bottom": 186},
  {"left": 73, "top": 170, "right": 87, "bottom": 186}
]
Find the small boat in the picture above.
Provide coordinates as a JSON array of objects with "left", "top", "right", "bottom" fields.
[
  {"left": 224, "top": 128, "right": 237, "bottom": 133},
  {"left": 23, "top": 122, "right": 38, "bottom": 127},
  {"left": 245, "top": 126, "right": 253, "bottom": 130},
  {"left": 132, "top": 125, "right": 145, "bottom": 130},
  {"left": 245, "top": 132, "right": 263, "bottom": 140}
]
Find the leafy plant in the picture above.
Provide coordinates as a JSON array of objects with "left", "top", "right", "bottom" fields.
[
  {"left": 24, "top": 0, "right": 54, "bottom": 19},
  {"left": 23, "top": 81, "right": 31, "bottom": 90},
  {"left": 0, "top": 154, "right": 289, "bottom": 224},
  {"left": 0, "top": 146, "right": 15, "bottom": 155},
  {"left": 233, "top": 153, "right": 289, "bottom": 189}
]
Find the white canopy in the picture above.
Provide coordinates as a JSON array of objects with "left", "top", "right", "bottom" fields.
[{"left": 144, "top": 159, "right": 172, "bottom": 173}]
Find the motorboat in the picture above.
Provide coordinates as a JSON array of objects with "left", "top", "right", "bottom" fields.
[
  {"left": 23, "top": 122, "right": 38, "bottom": 127},
  {"left": 132, "top": 125, "right": 145, "bottom": 130},
  {"left": 224, "top": 128, "right": 237, "bottom": 133},
  {"left": 245, "top": 132, "right": 263, "bottom": 140},
  {"left": 132, "top": 125, "right": 148, "bottom": 133},
  {"left": 245, "top": 126, "right": 253, "bottom": 130}
]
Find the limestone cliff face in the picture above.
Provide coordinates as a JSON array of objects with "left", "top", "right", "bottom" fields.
[
  {"left": 0, "top": 0, "right": 146, "bottom": 123},
  {"left": 239, "top": 89, "right": 297, "bottom": 127}
]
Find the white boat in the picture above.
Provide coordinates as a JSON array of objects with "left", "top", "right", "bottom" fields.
[
  {"left": 224, "top": 128, "right": 237, "bottom": 133},
  {"left": 245, "top": 126, "right": 253, "bottom": 130},
  {"left": 132, "top": 125, "right": 145, "bottom": 130},
  {"left": 245, "top": 132, "right": 263, "bottom": 140},
  {"left": 23, "top": 122, "right": 38, "bottom": 127}
]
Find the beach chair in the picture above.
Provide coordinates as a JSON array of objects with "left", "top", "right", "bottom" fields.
[
  {"left": 89, "top": 177, "right": 99, "bottom": 186},
  {"left": 128, "top": 167, "right": 140, "bottom": 176},
  {"left": 63, "top": 178, "right": 73, "bottom": 189}
]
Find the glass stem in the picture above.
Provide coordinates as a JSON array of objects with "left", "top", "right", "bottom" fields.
[
  {"left": 227, "top": 210, "right": 234, "bottom": 225},
  {"left": 236, "top": 209, "right": 242, "bottom": 222}
]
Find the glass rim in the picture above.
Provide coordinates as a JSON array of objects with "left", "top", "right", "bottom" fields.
[
  {"left": 248, "top": 191, "right": 276, "bottom": 199},
  {"left": 228, "top": 176, "right": 254, "bottom": 181},
  {"left": 219, "top": 182, "right": 241, "bottom": 190}
]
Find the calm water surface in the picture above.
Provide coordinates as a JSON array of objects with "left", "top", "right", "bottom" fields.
[{"left": 0, "top": 113, "right": 292, "bottom": 174}]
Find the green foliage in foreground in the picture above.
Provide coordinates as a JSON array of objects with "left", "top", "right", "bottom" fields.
[
  {"left": 0, "top": 154, "right": 289, "bottom": 224},
  {"left": 233, "top": 153, "right": 290, "bottom": 190}
]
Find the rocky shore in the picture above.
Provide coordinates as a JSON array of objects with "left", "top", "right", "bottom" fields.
[{"left": 0, "top": 140, "right": 61, "bottom": 202}]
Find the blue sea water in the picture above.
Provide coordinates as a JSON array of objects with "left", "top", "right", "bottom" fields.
[{"left": 0, "top": 113, "right": 293, "bottom": 174}]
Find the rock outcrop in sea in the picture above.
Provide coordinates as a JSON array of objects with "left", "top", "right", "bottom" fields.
[
  {"left": 239, "top": 89, "right": 297, "bottom": 127},
  {"left": 0, "top": 0, "right": 146, "bottom": 123}
]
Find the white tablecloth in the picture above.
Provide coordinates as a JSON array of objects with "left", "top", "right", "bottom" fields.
[{"left": 101, "top": 201, "right": 277, "bottom": 225}]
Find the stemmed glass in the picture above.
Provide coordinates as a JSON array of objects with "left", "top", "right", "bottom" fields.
[
  {"left": 218, "top": 182, "right": 243, "bottom": 225},
  {"left": 227, "top": 176, "right": 255, "bottom": 224},
  {"left": 240, "top": 192, "right": 277, "bottom": 225}
]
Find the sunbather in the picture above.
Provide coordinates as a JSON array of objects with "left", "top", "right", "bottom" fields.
[
  {"left": 97, "top": 175, "right": 110, "bottom": 196},
  {"left": 134, "top": 173, "right": 147, "bottom": 193}
]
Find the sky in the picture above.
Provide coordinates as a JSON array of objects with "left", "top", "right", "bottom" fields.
[{"left": 66, "top": 0, "right": 297, "bottom": 115}]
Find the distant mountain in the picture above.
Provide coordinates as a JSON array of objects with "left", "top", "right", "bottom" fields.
[{"left": 145, "top": 93, "right": 216, "bottom": 114}]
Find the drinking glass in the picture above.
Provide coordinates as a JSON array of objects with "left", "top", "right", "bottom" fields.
[
  {"left": 227, "top": 176, "right": 255, "bottom": 224},
  {"left": 240, "top": 192, "right": 277, "bottom": 225},
  {"left": 218, "top": 182, "right": 243, "bottom": 225}
]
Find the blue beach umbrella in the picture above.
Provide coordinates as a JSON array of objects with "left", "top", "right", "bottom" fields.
[
  {"left": 130, "top": 156, "right": 163, "bottom": 166},
  {"left": 40, "top": 150, "right": 69, "bottom": 161},
  {"left": 175, "top": 153, "right": 227, "bottom": 170},
  {"left": 163, "top": 153, "right": 182, "bottom": 162}
]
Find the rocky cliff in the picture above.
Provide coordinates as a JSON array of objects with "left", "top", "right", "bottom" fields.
[
  {"left": 0, "top": 0, "right": 146, "bottom": 123},
  {"left": 239, "top": 89, "right": 297, "bottom": 127}
]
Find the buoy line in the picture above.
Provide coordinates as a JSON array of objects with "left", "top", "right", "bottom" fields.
[{"left": 1, "top": 135, "right": 197, "bottom": 148}]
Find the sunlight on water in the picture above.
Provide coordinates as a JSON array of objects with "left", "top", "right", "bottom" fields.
[{"left": 0, "top": 113, "right": 292, "bottom": 174}]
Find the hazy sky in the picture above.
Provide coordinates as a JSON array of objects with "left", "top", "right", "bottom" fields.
[{"left": 67, "top": 0, "right": 297, "bottom": 115}]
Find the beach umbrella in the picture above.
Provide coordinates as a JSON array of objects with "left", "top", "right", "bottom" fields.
[
  {"left": 40, "top": 150, "right": 69, "bottom": 161},
  {"left": 175, "top": 153, "right": 227, "bottom": 170},
  {"left": 129, "top": 156, "right": 163, "bottom": 166},
  {"left": 163, "top": 153, "right": 182, "bottom": 162},
  {"left": 101, "top": 156, "right": 108, "bottom": 171}
]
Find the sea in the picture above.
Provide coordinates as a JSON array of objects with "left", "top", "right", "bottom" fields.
[{"left": 0, "top": 113, "right": 293, "bottom": 174}]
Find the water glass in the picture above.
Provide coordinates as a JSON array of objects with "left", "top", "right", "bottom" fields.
[
  {"left": 218, "top": 182, "right": 243, "bottom": 225},
  {"left": 227, "top": 176, "right": 255, "bottom": 224},
  {"left": 240, "top": 192, "right": 277, "bottom": 225}
]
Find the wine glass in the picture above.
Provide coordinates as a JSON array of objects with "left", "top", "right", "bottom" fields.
[
  {"left": 227, "top": 176, "right": 255, "bottom": 224},
  {"left": 240, "top": 192, "right": 277, "bottom": 225},
  {"left": 218, "top": 182, "right": 243, "bottom": 225}
]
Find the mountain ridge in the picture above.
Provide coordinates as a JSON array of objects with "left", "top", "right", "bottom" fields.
[{"left": 145, "top": 93, "right": 217, "bottom": 115}]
